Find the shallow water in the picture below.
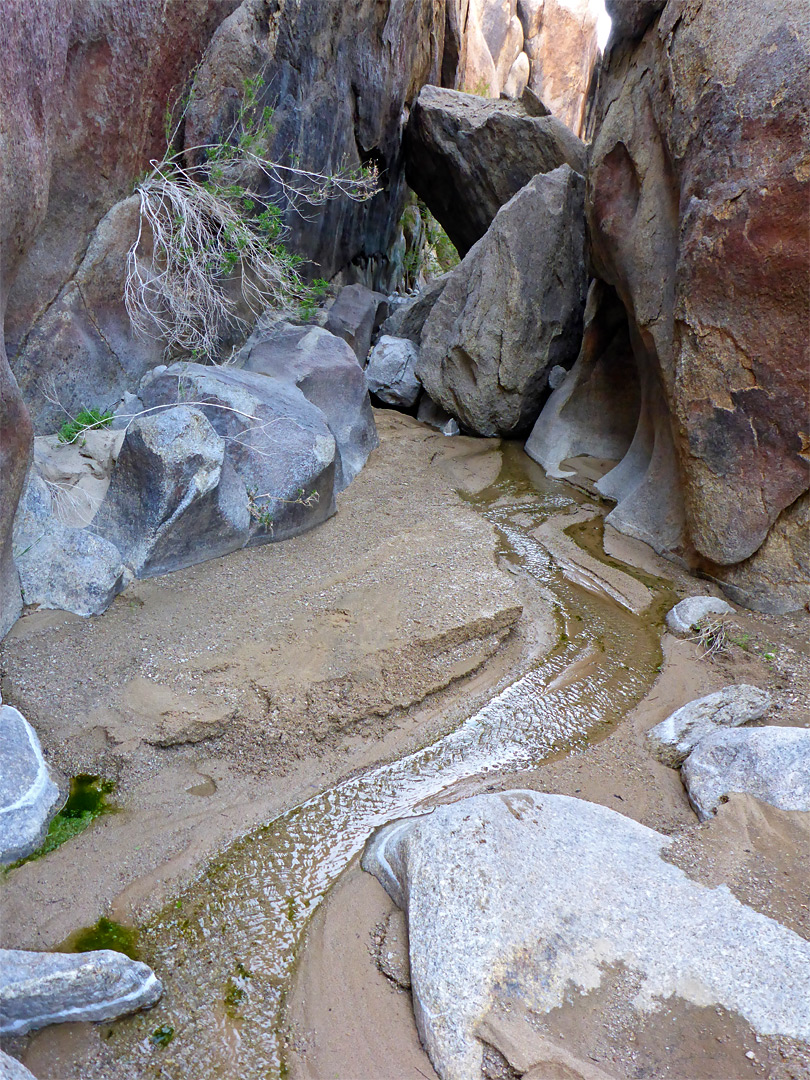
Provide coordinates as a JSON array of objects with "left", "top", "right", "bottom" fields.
[{"left": 92, "top": 444, "right": 674, "bottom": 1078}]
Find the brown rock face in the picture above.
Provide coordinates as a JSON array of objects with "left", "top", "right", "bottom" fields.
[
  {"left": 517, "top": 0, "right": 600, "bottom": 135},
  {"left": 585, "top": 0, "right": 810, "bottom": 610},
  {"left": 405, "top": 85, "right": 586, "bottom": 255}
]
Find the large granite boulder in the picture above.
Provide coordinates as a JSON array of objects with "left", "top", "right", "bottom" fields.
[
  {"left": 363, "top": 791, "right": 810, "bottom": 1080},
  {"left": 417, "top": 166, "right": 587, "bottom": 436},
  {"left": 682, "top": 727, "right": 810, "bottom": 821},
  {"left": 240, "top": 322, "right": 378, "bottom": 489},
  {"left": 647, "top": 685, "right": 772, "bottom": 768},
  {"left": 93, "top": 406, "right": 250, "bottom": 578},
  {"left": 586, "top": 0, "right": 810, "bottom": 610},
  {"left": 0, "top": 704, "right": 62, "bottom": 866},
  {"left": 365, "top": 337, "right": 422, "bottom": 408},
  {"left": 404, "top": 84, "right": 586, "bottom": 256},
  {"left": 517, "top": 0, "right": 600, "bottom": 134},
  {"left": 0, "top": 949, "right": 161, "bottom": 1036},
  {"left": 139, "top": 364, "right": 337, "bottom": 544},
  {"left": 11, "top": 197, "right": 162, "bottom": 434},
  {"left": 13, "top": 474, "right": 127, "bottom": 617}
]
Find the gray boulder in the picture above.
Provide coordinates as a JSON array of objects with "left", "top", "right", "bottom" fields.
[
  {"left": 417, "top": 395, "right": 460, "bottom": 436},
  {"left": 93, "top": 406, "right": 250, "bottom": 578},
  {"left": 139, "top": 364, "right": 336, "bottom": 544},
  {"left": 0, "top": 1050, "right": 36, "bottom": 1079},
  {"left": 13, "top": 474, "right": 126, "bottom": 617},
  {"left": 0, "top": 948, "right": 161, "bottom": 1036},
  {"left": 682, "top": 728, "right": 810, "bottom": 822},
  {"left": 363, "top": 791, "right": 810, "bottom": 1080},
  {"left": 405, "top": 85, "right": 586, "bottom": 256},
  {"left": 665, "top": 595, "right": 735, "bottom": 636},
  {"left": 647, "top": 685, "right": 772, "bottom": 768},
  {"left": 240, "top": 322, "right": 378, "bottom": 490},
  {"left": 380, "top": 277, "right": 448, "bottom": 344},
  {"left": 0, "top": 705, "right": 62, "bottom": 866},
  {"left": 365, "top": 337, "right": 422, "bottom": 408},
  {"left": 417, "top": 166, "right": 587, "bottom": 437},
  {"left": 324, "top": 284, "right": 389, "bottom": 363}
]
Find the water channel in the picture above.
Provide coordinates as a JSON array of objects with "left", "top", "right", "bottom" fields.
[{"left": 93, "top": 445, "right": 675, "bottom": 1078}]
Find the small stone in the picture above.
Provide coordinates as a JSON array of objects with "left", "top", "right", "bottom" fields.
[
  {"left": 0, "top": 948, "right": 162, "bottom": 1036},
  {"left": 665, "top": 596, "right": 735, "bottom": 636}
]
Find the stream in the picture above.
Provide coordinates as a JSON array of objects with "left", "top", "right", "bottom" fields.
[{"left": 93, "top": 445, "right": 675, "bottom": 1078}]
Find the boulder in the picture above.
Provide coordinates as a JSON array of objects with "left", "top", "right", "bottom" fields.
[
  {"left": 517, "top": 0, "right": 600, "bottom": 134},
  {"left": 13, "top": 474, "right": 127, "bottom": 617},
  {"left": 32, "top": 429, "right": 122, "bottom": 527},
  {"left": 10, "top": 197, "right": 162, "bottom": 434},
  {"left": 363, "top": 791, "right": 810, "bottom": 1080},
  {"left": 365, "top": 337, "right": 422, "bottom": 408},
  {"left": 0, "top": 949, "right": 161, "bottom": 1036},
  {"left": 240, "top": 322, "right": 378, "bottom": 490},
  {"left": 324, "top": 285, "right": 390, "bottom": 363},
  {"left": 93, "top": 406, "right": 250, "bottom": 578},
  {"left": 587, "top": 0, "right": 810, "bottom": 609},
  {"left": 647, "top": 685, "right": 772, "bottom": 768},
  {"left": 417, "top": 166, "right": 587, "bottom": 437},
  {"left": 139, "top": 364, "right": 336, "bottom": 544},
  {"left": 682, "top": 728, "right": 810, "bottom": 822},
  {"left": 0, "top": 1050, "right": 36, "bottom": 1079},
  {"left": 404, "top": 84, "right": 586, "bottom": 256},
  {"left": 0, "top": 705, "right": 62, "bottom": 866},
  {"left": 605, "top": 0, "right": 666, "bottom": 45},
  {"left": 665, "top": 595, "right": 735, "bottom": 637},
  {"left": 379, "top": 276, "right": 449, "bottom": 344}
]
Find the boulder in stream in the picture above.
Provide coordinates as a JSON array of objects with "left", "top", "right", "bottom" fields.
[
  {"left": 647, "top": 685, "right": 772, "bottom": 768},
  {"left": 682, "top": 727, "right": 810, "bottom": 822},
  {"left": 665, "top": 596, "right": 735, "bottom": 636},
  {"left": 0, "top": 704, "right": 62, "bottom": 866},
  {"left": 363, "top": 791, "right": 810, "bottom": 1080},
  {"left": 0, "top": 948, "right": 161, "bottom": 1036},
  {"left": 417, "top": 165, "right": 587, "bottom": 438}
]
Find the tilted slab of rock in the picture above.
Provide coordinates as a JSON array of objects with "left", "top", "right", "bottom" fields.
[
  {"left": 93, "top": 406, "right": 250, "bottom": 578},
  {"left": 365, "top": 336, "right": 422, "bottom": 409},
  {"left": 12, "top": 473, "right": 127, "bottom": 617},
  {"left": 665, "top": 595, "right": 735, "bottom": 637},
  {"left": 405, "top": 84, "right": 586, "bottom": 256},
  {"left": 363, "top": 791, "right": 810, "bottom": 1080},
  {"left": 647, "top": 685, "right": 772, "bottom": 768},
  {"left": 380, "top": 276, "right": 448, "bottom": 344},
  {"left": 0, "top": 949, "right": 161, "bottom": 1036},
  {"left": 240, "top": 322, "right": 378, "bottom": 490},
  {"left": 417, "top": 166, "right": 587, "bottom": 438},
  {"left": 139, "top": 364, "right": 336, "bottom": 544},
  {"left": 0, "top": 705, "right": 62, "bottom": 866},
  {"left": 682, "top": 728, "right": 810, "bottom": 822},
  {"left": 324, "top": 284, "right": 389, "bottom": 363}
]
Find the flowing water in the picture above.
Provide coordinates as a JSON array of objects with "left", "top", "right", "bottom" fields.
[{"left": 94, "top": 445, "right": 675, "bottom": 1078}]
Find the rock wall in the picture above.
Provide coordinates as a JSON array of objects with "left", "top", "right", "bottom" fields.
[{"left": 533, "top": 0, "right": 809, "bottom": 612}]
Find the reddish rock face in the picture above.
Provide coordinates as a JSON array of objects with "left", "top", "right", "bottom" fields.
[{"left": 586, "top": 0, "right": 810, "bottom": 609}]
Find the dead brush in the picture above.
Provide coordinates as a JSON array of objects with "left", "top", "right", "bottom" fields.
[{"left": 690, "top": 615, "right": 730, "bottom": 660}]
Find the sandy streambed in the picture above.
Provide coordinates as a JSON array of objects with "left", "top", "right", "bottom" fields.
[{"left": 3, "top": 416, "right": 809, "bottom": 1080}]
